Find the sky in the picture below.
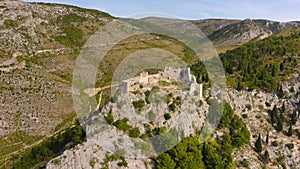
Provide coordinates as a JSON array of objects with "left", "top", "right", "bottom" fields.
[{"left": 24, "top": 0, "right": 300, "bottom": 22}]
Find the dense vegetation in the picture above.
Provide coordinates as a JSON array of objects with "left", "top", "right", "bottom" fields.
[
  {"left": 191, "top": 30, "right": 300, "bottom": 94},
  {"left": 220, "top": 31, "right": 300, "bottom": 93},
  {"left": 156, "top": 102, "right": 250, "bottom": 169},
  {"left": 11, "top": 121, "right": 86, "bottom": 169}
]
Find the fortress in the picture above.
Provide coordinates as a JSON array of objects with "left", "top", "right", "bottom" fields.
[{"left": 117, "top": 67, "right": 203, "bottom": 98}]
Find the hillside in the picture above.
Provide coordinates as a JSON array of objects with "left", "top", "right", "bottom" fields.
[
  {"left": 207, "top": 19, "right": 300, "bottom": 52},
  {"left": 44, "top": 27, "right": 300, "bottom": 169},
  {"left": 0, "top": 0, "right": 299, "bottom": 169},
  {"left": 220, "top": 27, "right": 300, "bottom": 93},
  {"left": 0, "top": 0, "right": 113, "bottom": 163}
]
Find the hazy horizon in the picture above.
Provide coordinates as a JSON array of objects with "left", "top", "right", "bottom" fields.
[{"left": 24, "top": 0, "right": 300, "bottom": 22}]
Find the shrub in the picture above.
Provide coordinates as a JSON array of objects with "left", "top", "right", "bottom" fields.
[
  {"left": 265, "top": 102, "right": 271, "bottom": 107},
  {"left": 129, "top": 127, "right": 140, "bottom": 138},
  {"left": 164, "top": 113, "right": 171, "bottom": 120},
  {"left": 286, "top": 143, "right": 294, "bottom": 150},
  {"left": 145, "top": 91, "right": 151, "bottom": 104},
  {"left": 89, "top": 158, "right": 96, "bottom": 167},
  {"left": 242, "top": 114, "right": 248, "bottom": 119},
  {"left": 54, "top": 159, "right": 61, "bottom": 165},
  {"left": 132, "top": 100, "right": 145, "bottom": 110},
  {"left": 55, "top": 26, "right": 83, "bottom": 46},
  {"left": 152, "top": 127, "right": 167, "bottom": 136},
  {"left": 4, "top": 19, "right": 16, "bottom": 28},
  {"left": 113, "top": 118, "right": 132, "bottom": 132},
  {"left": 168, "top": 103, "right": 176, "bottom": 112},
  {"left": 175, "top": 96, "right": 182, "bottom": 105},
  {"left": 258, "top": 105, "right": 264, "bottom": 111},
  {"left": 246, "top": 104, "right": 252, "bottom": 110},
  {"left": 239, "top": 159, "right": 249, "bottom": 168},
  {"left": 272, "top": 140, "right": 279, "bottom": 147},
  {"left": 106, "top": 113, "right": 114, "bottom": 125}
]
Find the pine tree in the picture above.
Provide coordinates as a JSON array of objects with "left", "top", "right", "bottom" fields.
[
  {"left": 255, "top": 133, "right": 263, "bottom": 153},
  {"left": 265, "top": 133, "right": 269, "bottom": 145},
  {"left": 281, "top": 102, "right": 285, "bottom": 113},
  {"left": 271, "top": 64, "right": 276, "bottom": 77},
  {"left": 280, "top": 62, "right": 284, "bottom": 71},
  {"left": 270, "top": 106, "right": 278, "bottom": 124},
  {"left": 277, "top": 85, "right": 284, "bottom": 98},
  {"left": 237, "top": 81, "right": 243, "bottom": 91},
  {"left": 262, "top": 150, "right": 270, "bottom": 164},
  {"left": 279, "top": 111, "right": 284, "bottom": 123},
  {"left": 291, "top": 111, "right": 297, "bottom": 125},
  {"left": 287, "top": 125, "right": 293, "bottom": 136},
  {"left": 276, "top": 119, "right": 283, "bottom": 132}
]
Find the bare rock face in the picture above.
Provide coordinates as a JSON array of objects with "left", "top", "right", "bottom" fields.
[
  {"left": 47, "top": 136, "right": 152, "bottom": 169},
  {"left": 209, "top": 19, "right": 273, "bottom": 48}
]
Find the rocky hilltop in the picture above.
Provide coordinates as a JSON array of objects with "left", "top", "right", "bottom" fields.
[
  {"left": 47, "top": 71, "right": 300, "bottom": 169},
  {"left": 47, "top": 67, "right": 208, "bottom": 169}
]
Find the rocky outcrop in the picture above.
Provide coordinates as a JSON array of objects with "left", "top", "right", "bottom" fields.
[{"left": 48, "top": 77, "right": 300, "bottom": 168}]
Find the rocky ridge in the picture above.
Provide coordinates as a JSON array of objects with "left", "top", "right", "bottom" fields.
[{"left": 47, "top": 74, "right": 300, "bottom": 169}]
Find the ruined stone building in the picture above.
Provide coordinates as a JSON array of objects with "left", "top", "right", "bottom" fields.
[{"left": 117, "top": 67, "right": 203, "bottom": 98}]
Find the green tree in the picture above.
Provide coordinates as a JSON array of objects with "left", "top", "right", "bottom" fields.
[
  {"left": 157, "top": 153, "right": 176, "bottom": 169},
  {"left": 236, "top": 81, "right": 243, "bottom": 91},
  {"left": 291, "top": 111, "right": 297, "bottom": 125},
  {"left": 255, "top": 133, "right": 262, "bottom": 153},
  {"left": 229, "top": 115, "right": 250, "bottom": 147},
  {"left": 144, "top": 90, "right": 151, "bottom": 104},
  {"left": 266, "top": 132, "right": 269, "bottom": 145},
  {"left": 280, "top": 62, "right": 284, "bottom": 71},
  {"left": 277, "top": 85, "right": 284, "bottom": 98},
  {"left": 159, "top": 136, "right": 205, "bottom": 169},
  {"left": 287, "top": 125, "right": 293, "bottom": 137},
  {"left": 276, "top": 118, "right": 283, "bottom": 132},
  {"left": 262, "top": 150, "right": 270, "bottom": 164},
  {"left": 202, "top": 139, "right": 233, "bottom": 169},
  {"left": 270, "top": 106, "right": 278, "bottom": 124},
  {"left": 281, "top": 102, "right": 286, "bottom": 113},
  {"left": 219, "top": 102, "right": 234, "bottom": 128}
]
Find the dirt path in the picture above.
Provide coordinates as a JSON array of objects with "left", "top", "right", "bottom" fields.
[{"left": 84, "top": 84, "right": 118, "bottom": 97}]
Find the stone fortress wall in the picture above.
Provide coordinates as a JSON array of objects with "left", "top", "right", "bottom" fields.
[{"left": 118, "top": 67, "right": 203, "bottom": 98}]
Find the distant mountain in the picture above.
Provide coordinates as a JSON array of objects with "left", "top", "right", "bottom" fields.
[
  {"left": 190, "top": 19, "right": 240, "bottom": 35},
  {"left": 192, "top": 18, "right": 300, "bottom": 52}
]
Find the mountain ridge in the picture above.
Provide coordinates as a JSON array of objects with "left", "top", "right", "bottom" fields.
[{"left": 0, "top": 1, "right": 299, "bottom": 168}]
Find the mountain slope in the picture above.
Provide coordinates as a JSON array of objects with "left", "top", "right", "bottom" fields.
[
  {"left": 0, "top": 0, "right": 113, "bottom": 161},
  {"left": 198, "top": 19, "right": 300, "bottom": 52}
]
